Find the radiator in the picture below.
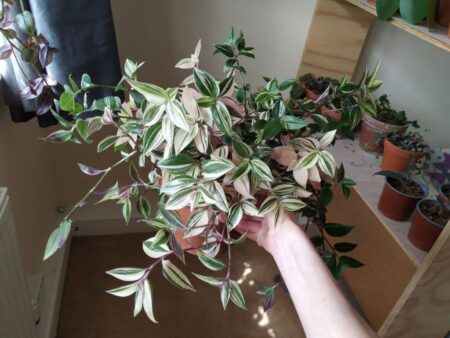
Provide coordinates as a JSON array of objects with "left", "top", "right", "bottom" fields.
[{"left": 0, "top": 188, "right": 38, "bottom": 338}]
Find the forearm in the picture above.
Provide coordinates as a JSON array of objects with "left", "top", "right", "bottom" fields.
[{"left": 267, "top": 219, "right": 377, "bottom": 338}]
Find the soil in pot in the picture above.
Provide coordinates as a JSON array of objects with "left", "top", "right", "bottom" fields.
[
  {"left": 381, "top": 138, "right": 426, "bottom": 172},
  {"left": 408, "top": 199, "right": 450, "bottom": 251},
  {"left": 358, "top": 115, "right": 408, "bottom": 154},
  {"left": 378, "top": 174, "right": 427, "bottom": 221},
  {"left": 438, "top": 183, "right": 450, "bottom": 206}
]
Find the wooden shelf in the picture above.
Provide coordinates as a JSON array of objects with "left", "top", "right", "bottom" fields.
[
  {"left": 329, "top": 139, "right": 435, "bottom": 265},
  {"left": 345, "top": 0, "right": 450, "bottom": 53}
]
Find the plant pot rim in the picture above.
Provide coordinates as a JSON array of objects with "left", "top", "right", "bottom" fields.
[
  {"left": 362, "top": 114, "right": 408, "bottom": 129},
  {"left": 383, "top": 137, "right": 427, "bottom": 157},
  {"left": 416, "top": 198, "right": 450, "bottom": 229},
  {"left": 384, "top": 172, "right": 428, "bottom": 199}
]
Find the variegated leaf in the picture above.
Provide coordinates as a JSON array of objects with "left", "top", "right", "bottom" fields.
[
  {"left": 259, "top": 196, "right": 278, "bottom": 216},
  {"left": 296, "top": 151, "right": 320, "bottom": 171},
  {"left": 212, "top": 145, "right": 229, "bottom": 158},
  {"left": 242, "top": 200, "right": 260, "bottom": 217},
  {"left": 233, "top": 175, "right": 253, "bottom": 200},
  {"left": 106, "top": 268, "right": 146, "bottom": 282},
  {"left": 202, "top": 159, "right": 234, "bottom": 180},
  {"left": 165, "top": 187, "right": 194, "bottom": 210},
  {"left": 166, "top": 100, "right": 190, "bottom": 131},
  {"left": 106, "top": 283, "right": 138, "bottom": 298},
  {"left": 173, "top": 124, "right": 198, "bottom": 155},
  {"left": 251, "top": 159, "right": 274, "bottom": 182},
  {"left": 162, "top": 259, "right": 195, "bottom": 291},
  {"left": 213, "top": 181, "right": 229, "bottom": 212},
  {"left": 142, "top": 122, "right": 164, "bottom": 155},
  {"left": 133, "top": 284, "right": 143, "bottom": 317},
  {"left": 192, "top": 273, "right": 222, "bottom": 287},
  {"left": 161, "top": 116, "right": 174, "bottom": 145},
  {"left": 318, "top": 130, "right": 337, "bottom": 148},
  {"left": 226, "top": 204, "right": 243, "bottom": 231},
  {"left": 317, "top": 150, "right": 336, "bottom": 177},
  {"left": 125, "top": 78, "right": 167, "bottom": 106},
  {"left": 198, "top": 184, "right": 218, "bottom": 205},
  {"left": 272, "top": 184, "right": 296, "bottom": 197},
  {"left": 158, "top": 154, "right": 193, "bottom": 174},
  {"left": 143, "top": 279, "right": 157, "bottom": 323},
  {"left": 197, "top": 252, "right": 226, "bottom": 271},
  {"left": 212, "top": 101, "right": 232, "bottom": 135},
  {"left": 143, "top": 238, "right": 171, "bottom": 258},
  {"left": 230, "top": 280, "right": 246, "bottom": 309},
  {"left": 194, "top": 124, "right": 209, "bottom": 153},
  {"left": 161, "top": 175, "right": 196, "bottom": 195},
  {"left": 280, "top": 197, "right": 306, "bottom": 212}
]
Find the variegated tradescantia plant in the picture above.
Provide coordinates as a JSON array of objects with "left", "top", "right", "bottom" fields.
[{"left": 42, "top": 29, "right": 370, "bottom": 322}]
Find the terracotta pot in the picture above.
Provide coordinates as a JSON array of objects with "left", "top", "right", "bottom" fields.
[
  {"left": 437, "top": 0, "right": 450, "bottom": 27},
  {"left": 368, "top": 0, "right": 376, "bottom": 4},
  {"left": 321, "top": 105, "right": 342, "bottom": 122},
  {"left": 408, "top": 199, "right": 448, "bottom": 251},
  {"left": 381, "top": 138, "right": 426, "bottom": 172},
  {"left": 358, "top": 115, "right": 408, "bottom": 154},
  {"left": 377, "top": 173, "right": 428, "bottom": 221},
  {"left": 304, "top": 87, "right": 320, "bottom": 101},
  {"left": 438, "top": 183, "right": 450, "bottom": 206},
  {"left": 174, "top": 207, "right": 204, "bottom": 254}
]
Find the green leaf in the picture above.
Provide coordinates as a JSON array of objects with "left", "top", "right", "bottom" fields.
[
  {"left": 137, "top": 196, "right": 151, "bottom": 219},
  {"left": 192, "top": 273, "right": 222, "bottom": 287},
  {"left": 125, "top": 78, "right": 167, "bottom": 106},
  {"left": 157, "top": 202, "right": 186, "bottom": 230},
  {"left": 232, "top": 138, "right": 253, "bottom": 158},
  {"left": 251, "top": 159, "right": 274, "bottom": 182},
  {"left": 106, "top": 267, "right": 145, "bottom": 282},
  {"left": 50, "top": 109, "right": 72, "bottom": 128},
  {"left": 259, "top": 196, "right": 278, "bottom": 216},
  {"left": 214, "top": 44, "right": 235, "bottom": 57},
  {"left": 319, "top": 188, "right": 333, "bottom": 206},
  {"left": 226, "top": 204, "right": 243, "bottom": 231},
  {"left": 106, "top": 283, "right": 138, "bottom": 298},
  {"left": 310, "top": 236, "right": 324, "bottom": 247},
  {"left": 336, "top": 256, "right": 364, "bottom": 278},
  {"left": 158, "top": 154, "right": 193, "bottom": 174},
  {"left": 193, "top": 68, "right": 219, "bottom": 98},
  {"left": 161, "top": 175, "right": 196, "bottom": 195},
  {"left": 142, "top": 122, "right": 164, "bottom": 155},
  {"left": 232, "top": 161, "right": 251, "bottom": 180},
  {"left": 81, "top": 73, "right": 92, "bottom": 89},
  {"left": 122, "top": 198, "right": 132, "bottom": 224},
  {"left": 279, "top": 79, "right": 296, "bottom": 91},
  {"left": 59, "top": 92, "right": 76, "bottom": 112},
  {"left": 197, "top": 252, "right": 226, "bottom": 271},
  {"left": 97, "top": 135, "right": 118, "bottom": 152},
  {"left": 324, "top": 223, "right": 354, "bottom": 237},
  {"left": 16, "top": 11, "right": 35, "bottom": 35},
  {"left": 376, "top": 0, "right": 400, "bottom": 20},
  {"left": 221, "top": 284, "right": 231, "bottom": 310},
  {"left": 143, "top": 280, "right": 158, "bottom": 323},
  {"left": 230, "top": 281, "right": 246, "bottom": 309},
  {"left": 46, "top": 130, "right": 73, "bottom": 143},
  {"left": 262, "top": 119, "right": 282, "bottom": 140},
  {"left": 202, "top": 159, "right": 234, "bottom": 180},
  {"left": 162, "top": 259, "right": 195, "bottom": 291},
  {"left": 76, "top": 120, "right": 90, "bottom": 142},
  {"left": 280, "top": 197, "right": 306, "bottom": 212},
  {"left": 334, "top": 242, "right": 357, "bottom": 253},
  {"left": 212, "top": 101, "right": 233, "bottom": 135},
  {"left": 43, "top": 219, "right": 72, "bottom": 260},
  {"left": 280, "top": 115, "right": 308, "bottom": 130},
  {"left": 400, "top": 0, "right": 427, "bottom": 24}
]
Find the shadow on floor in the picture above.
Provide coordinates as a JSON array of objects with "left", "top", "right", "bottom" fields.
[{"left": 58, "top": 233, "right": 304, "bottom": 338}]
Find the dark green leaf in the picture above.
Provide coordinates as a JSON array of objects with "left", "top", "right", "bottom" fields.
[
  {"left": 194, "top": 68, "right": 219, "bottom": 98},
  {"left": 323, "top": 223, "right": 354, "bottom": 237},
  {"left": 376, "top": 0, "right": 400, "bottom": 20},
  {"left": 261, "top": 119, "right": 282, "bottom": 139}
]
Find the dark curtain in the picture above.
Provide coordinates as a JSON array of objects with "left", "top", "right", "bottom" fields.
[{"left": 1, "top": 0, "right": 122, "bottom": 127}]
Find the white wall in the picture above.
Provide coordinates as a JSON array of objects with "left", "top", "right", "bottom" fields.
[{"left": 355, "top": 20, "right": 450, "bottom": 148}]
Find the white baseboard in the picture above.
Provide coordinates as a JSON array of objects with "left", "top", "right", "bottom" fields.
[{"left": 37, "top": 237, "right": 71, "bottom": 338}]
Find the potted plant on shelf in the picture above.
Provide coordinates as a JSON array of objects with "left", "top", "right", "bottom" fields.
[
  {"left": 376, "top": 171, "right": 428, "bottom": 221},
  {"left": 26, "top": 28, "right": 363, "bottom": 321},
  {"left": 376, "top": 0, "right": 438, "bottom": 27},
  {"left": 299, "top": 74, "right": 334, "bottom": 101},
  {"left": 359, "top": 94, "right": 416, "bottom": 154},
  {"left": 381, "top": 130, "right": 429, "bottom": 172},
  {"left": 408, "top": 199, "right": 450, "bottom": 251}
]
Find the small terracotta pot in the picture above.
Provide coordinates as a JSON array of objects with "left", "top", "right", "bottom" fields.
[
  {"left": 321, "top": 105, "right": 342, "bottom": 122},
  {"left": 381, "top": 138, "right": 426, "bottom": 172},
  {"left": 438, "top": 183, "right": 450, "bottom": 206},
  {"left": 304, "top": 88, "right": 320, "bottom": 101},
  {"left": 408, "top": 199, "right": 448, "bottom": 251},
  {"left": 378, "top": 173, "right": 428, "bottom": 221},
  {"left": 358, "top": 115, "right": 408, "bottom": 154}
]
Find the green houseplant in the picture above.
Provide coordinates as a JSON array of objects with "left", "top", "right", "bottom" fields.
[
  {"left": 0, "top": 3, "right": 365, "bottom": 322},
  {"left": 359, "top": 94, "right": 416, "bottom": 154}
]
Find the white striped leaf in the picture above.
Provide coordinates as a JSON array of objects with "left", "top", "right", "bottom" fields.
[
  {"left": 106, "top": 283, "right": 138, "bottom": 298},
  {"left": 251, "top": 159, "right": 274, "bottom": 182},
  {"left": 151, "top": 229, "right": 169, "bottom": 247},
  {"left": 213, "top": 181, "right": 229, "bottom": 212},
  {"left": 232, "top": 161, "right": 250, "bottom": 180},
  {"left": 161, "top": 175, "right": 196, "bottom": 195},
  {"left": 212, "top": 145, "right": 229, "bottom": 158},
  {"left": 157, "top": 202, "right": 186, "bottom": 230},
  {"left": 181, "top": 86, "right": 200, "bottom": 120},
  {"left": 198, "top": 184, "right": 217, "bottom": 204},
  {"left": 162, "top": 259, "right": 195, "bottom": 291},
  {"left": 296, "top": 151, "right": 320, "bottom": 171},
  {"left": 259, "top": 196, "right": 279, "bottom": 216},
  {"left": 242, "top": 200, "right": 260, "bottom": 217},
  {"left": 293, "top": 187, "right": 313, "bottom": 198},
  {"left": 226, "top": 204, "right": 243, "bottom": 231},
  {"left": 126, "top": 78, "right": 167, "bottom": 106},
  {"left": 230, "top": 280, "right": 246, "bottom": 309},
  {"left": 193, "top": 68, "right": 219, "bottom": 98},
  {"left": 232, "top": 138, "right": 253, "bottom": 158},
  {"left": 317, "top": 150, "right": 336, "bottom": 177},
  {"left": 158, "top": 154, "right": 193, "bottom": 174},
  {"left": 212, "top": 101, "right": 232, "bottom": 135},
  {"left": 133, "top": 284, "right": 143, "bottom": 317},
  {"left": 143, "top": 279, "right": 157, "bottom": 323},
  {"left": 280, "top": 197, "right": 306, "bottom": 212},
  {"left": 197, "top": 252, "right": 226, "bottom": 271},
  {"left": 318, "top": 130, "right": 337, "bottom": 148},
  {"left": 272, "top": 184, "right": 296, "bottom": 196},
  {"left": 233, "top": 175, "right": 253, "bottom": 200},
  {"left": 143, "top": 238, "right": 171, "bottom": 258},
  {"left": 292, "top": 137, "right": 319, "bottom": 152},
  {"left": 221, "top": 284, "right": 230, "bottom": 310},
  {"left": 143, "top": 105, "right": 165, "bottom": 127},
  {"left": 140, "top": 218, "right": 169, "bottom": 230},
  {"left": 44, "top": 219, "right": 72, "bottom": 260},
  {"left": 166, "top": 100, "right": 190, "bottom": 131},
  {"left": 187, "top": 208, "right": 209, "bottom": 228},
  {"left": 192, "top": 273, "right": 222, "bottom": 287},
  {"left": 106, "top": 268, "right": 145, "bottom": 282},
  {"left": 202, "top": 159, "right": 234, "bottom": 180},
  {"left": 194, "top": 124, "right": 209, "bottom": 153},
  {"left": 161, "top": 116, "right": 174, "bottom": 145},
  {"left": 174, "top": 124, "right": 198, "bottom": 155},
  {"left": 165, "top": 187, "right": 193, "bottom": 210}
]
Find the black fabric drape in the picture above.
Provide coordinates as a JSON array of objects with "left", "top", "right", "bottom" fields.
[{"left": 1, "top": 0, "right": 122, "bottom": 127}]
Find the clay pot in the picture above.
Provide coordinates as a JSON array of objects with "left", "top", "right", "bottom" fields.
[
  {"left": 381, "top": 138, "right": 426, "bottom": 172},
  {"left": 358, "top": 115, "right": 408, "bottom": 154},
  {"left": 378, "top": 173, "right": 428, "bottom": 221},
  {"left": 438, "top": 183, "right": 450, "bottom": 206},
  {"left": 408, "top": 199, "right": 448, "bottom": 251},
  {"left": 368, "top": 0, "right": 376, "bottom": 4},
  {"left": 437, "top": 0, "right": 450, "bottom": 27},
  {"left": 304, "top": 87, "right": 320, "bottom": 101},
  {"left": 321, "top": 105, "right": 342, "bottom": 122}
]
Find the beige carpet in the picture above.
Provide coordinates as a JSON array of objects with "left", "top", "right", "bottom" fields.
[{"left": 58, "top": 233, "right": 305, "bottom": 338}]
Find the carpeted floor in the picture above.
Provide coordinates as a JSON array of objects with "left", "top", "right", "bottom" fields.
[{"left": 57, "top": 233, "right": 305, "bottom": 338}]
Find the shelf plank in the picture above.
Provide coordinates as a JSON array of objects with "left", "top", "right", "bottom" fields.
[
  {"left": 329, "top": 139, "right": 430, "bottom": 264},
  {"left": 345, "top": 0, "right": 450, "bottom": 53}
]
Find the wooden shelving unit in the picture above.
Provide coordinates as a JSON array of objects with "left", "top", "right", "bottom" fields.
[
  {"left": 298, "top": 1, "right": 450, "bottom": 337},
  {"left": 345, "top": 0, "right": 450, "bottom": 53}
]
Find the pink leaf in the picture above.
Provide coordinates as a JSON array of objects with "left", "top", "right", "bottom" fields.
[{"left": 78, "top": 163, "right": 107, "bottom": 176}]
